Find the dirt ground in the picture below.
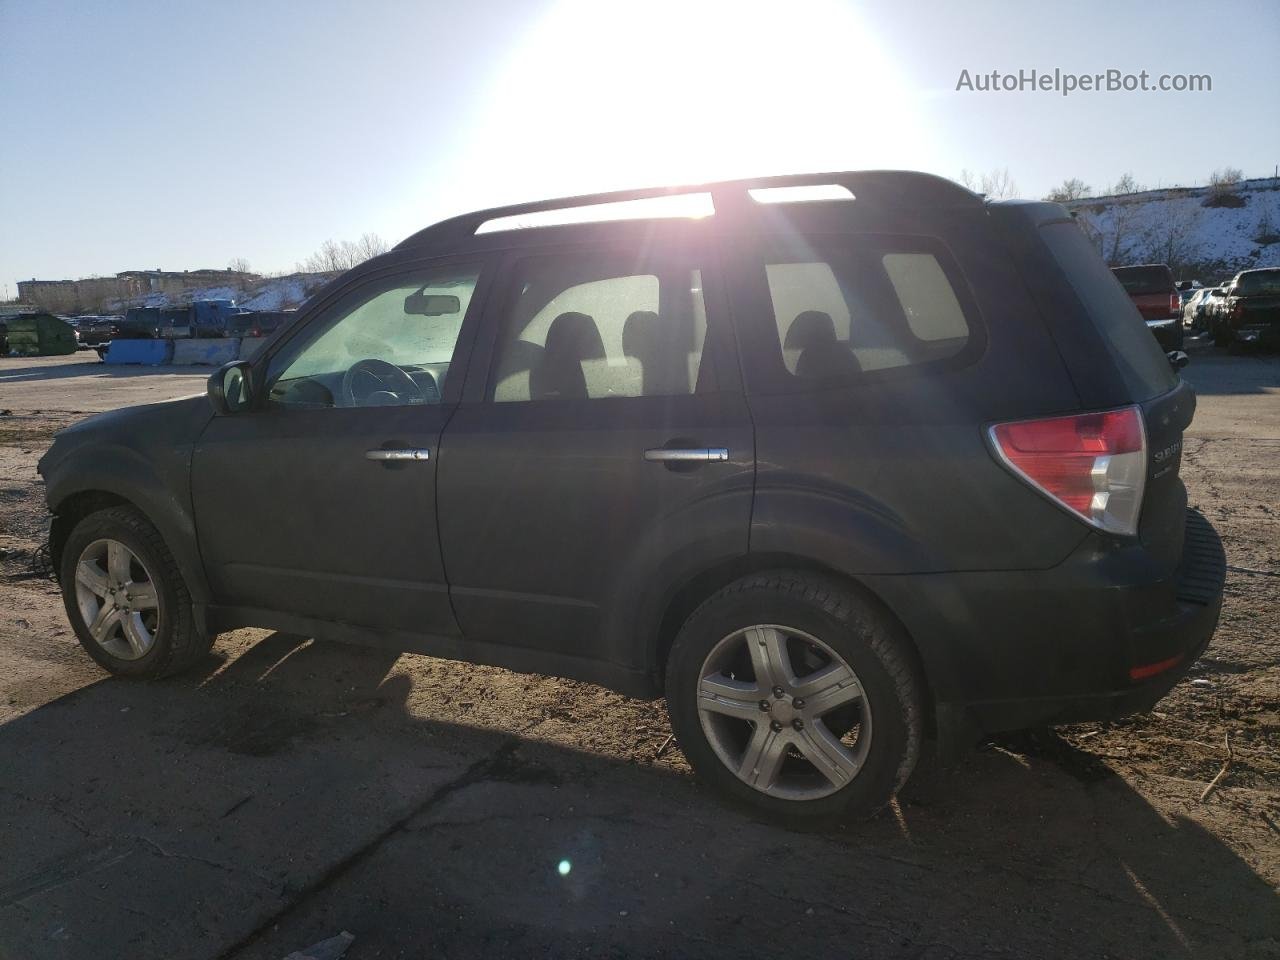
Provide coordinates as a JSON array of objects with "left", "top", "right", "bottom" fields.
[{"left": 1, "top": 347, "right": 1277, "bottom": 960}]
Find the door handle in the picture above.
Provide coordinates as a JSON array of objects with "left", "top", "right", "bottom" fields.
[
  {"left": 365, "top": 448, "right": 430, "bottom": 461},
  {"left": 643, "top": 447, "right": 729, "bottom": 462}
]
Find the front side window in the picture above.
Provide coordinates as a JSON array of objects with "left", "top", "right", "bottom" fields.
[
  {"left": 762, "top": 237, "right": 974, "bottom": 383},
  {"left": 268, "top": 263, "right": 481, "bottom": 408},
  {"left": 491, "top": 253, "right": 710, "bottom": 402}
]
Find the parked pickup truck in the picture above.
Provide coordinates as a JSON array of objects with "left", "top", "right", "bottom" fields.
[
  {"left": 1216, "top": 268, "right": 1280, "bottom": 347},
  {"left": 1111, "top": 264, "right": 1183, "bottom": 351}
]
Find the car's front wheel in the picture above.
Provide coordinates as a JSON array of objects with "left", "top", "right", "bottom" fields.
[
  {"left": 59, "top": 505, "right": 212, "bottom": 678},
  {"left": 666, "top": 572, "right": 924, "bottom": 822}
]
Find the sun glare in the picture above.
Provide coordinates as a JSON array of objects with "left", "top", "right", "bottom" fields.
[{"left": 459, "top": 0, "right": 930, "bottom": 203}]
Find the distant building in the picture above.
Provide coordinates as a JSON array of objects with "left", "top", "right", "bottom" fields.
[{"left": 16, "top": 268, "right": 259, "bottom": 314}]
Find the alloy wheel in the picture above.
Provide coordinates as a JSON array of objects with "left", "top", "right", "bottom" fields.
[
  {"left": 696, "top": 624, "right": 872, "bottom": 800},
  {"left": 73, "top": 538, "right": 161, "bottom": 661}
]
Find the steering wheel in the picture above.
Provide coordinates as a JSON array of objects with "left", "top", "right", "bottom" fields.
[{"left": 340, "top": 358, "right": 426, "bottom": 407}]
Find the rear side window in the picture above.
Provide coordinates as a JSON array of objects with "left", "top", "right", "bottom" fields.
[
  {"left": 491, "top": 253, "right": 709, "bottom": 402},
  {"left": 1040, "top": 221, "right": 1175, "bottom": 400},
  {"left": 758, "top": 237, "right": 975, "bottom": 384},
  {"left": 1111, "top": 265, "right": 1175, "bottom": 296}
]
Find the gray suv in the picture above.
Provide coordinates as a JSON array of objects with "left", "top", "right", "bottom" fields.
[{"left": 38, "top": 172, "right": 1224, "bottom": 820}]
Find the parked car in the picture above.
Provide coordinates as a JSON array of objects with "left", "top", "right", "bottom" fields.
[
  {"left": 1193, "top": 286, "right": 1230, "bottom": 334},
  {"left": 1214, "top": 268, "right": 1280, "bottom": 347},
  {"left": 70, "top": 315, "right": 117, "bottom": 347},
  {"left": 1182, "top": 288, "right": 1210, "bottom": 327},
  {"left": 225, "top": 310, "right": 291, "bottom": 339},
  {"left": 158, "top": 300, "right": 246, "bottom": 339},
  {"left": 115, "top": 307, "right": 164, "bottom": 339},
  {"left": 37, "top": 172, "right": 1224, "bottom": 820},
  {"left": 1111, "top": 264, "right": 1183, "bottom": 350},
  {"left": 1176, "top": 279, "right": 1202, "bottom": 307}
]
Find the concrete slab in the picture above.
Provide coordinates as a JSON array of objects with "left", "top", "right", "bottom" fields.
[
  {"left": 103, "top": 339, "right": 172, "bottom": 365},
  {"left": 171, "top": 338, "right": 240, "bottom": 366}
]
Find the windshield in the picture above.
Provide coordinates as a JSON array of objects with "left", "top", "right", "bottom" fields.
[
  {"left": 1234, "top": 270, "right": 1280, "bottom": 296},
  {"left": 1111, "top": 265, "right": 1175, "bottom": 296}
]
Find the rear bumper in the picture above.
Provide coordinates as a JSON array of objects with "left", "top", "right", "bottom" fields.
[
  {"left": 870, "top": 509, "right": 1225, "bottom": 746},
  {"left": 1231, "top": 323, "right": 1280, "bottom": 345}
]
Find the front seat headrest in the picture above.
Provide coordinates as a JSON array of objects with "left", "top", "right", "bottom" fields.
[
  {"left": 785, "top": 310, "right": 839, "bottom": 350},
  {"left": 531, "top": 311, "right": 605, "bottom": 400}
]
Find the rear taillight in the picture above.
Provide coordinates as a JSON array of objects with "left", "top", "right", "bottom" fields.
[
  {"left": 1170, "top": 293, "right": 1180, "bottom": 316},
  {"left": 1230, "top": 302, "right": 1244, "bottom": 321},
  {"left": 989, "top": 406, "right": 1147, "bottom": 536}
]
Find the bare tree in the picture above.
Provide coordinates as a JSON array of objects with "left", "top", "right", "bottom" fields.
[
  {"left": 1138, "top": 202, "right": 1203, "bottom": 273},
  {"left": 1208, "top": 167, "right": 1244, "bottom": 192},
  {"left": 956, "top": 167, "right": 1018, "bottom": 199},
  {"left": 351, "top": 233, "right": 389, "bottom": 262},
  {"left": 1110, "top": 173, "right": 1145, "bottom": 196},
  {"left": 981, "top": 168, "right": 1019, "bottom": 200},
  {"left": 1255, "top": 197, "right": 1280, "bottom": 245},
  {"left": 1205, "top": 167, "right": 1246, "bottom": 208},
  {"left": 1046, "top": 178, "right": 1092, "bottom": 203},
  {"left": 298, "top": 234, "right": 389, "bottom": 274},
  {"left": 227, "top": 257, "right": 253, "bottom": 293}
]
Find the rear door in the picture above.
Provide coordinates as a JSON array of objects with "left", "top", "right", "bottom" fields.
[{"left": 436, "top": 236, "right": 754, "bottom": 667}]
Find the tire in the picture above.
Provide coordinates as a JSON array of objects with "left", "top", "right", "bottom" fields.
[
  {"left": 665, "top": 571, "right": 923, "bottom": 822},
  {"left": 59, "top": 505, "right": 212, "bottom": 678}
]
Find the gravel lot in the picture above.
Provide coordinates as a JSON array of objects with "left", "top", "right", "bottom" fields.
[{"left": 1, "top": 346, "right": 1277, "bottom": 960}]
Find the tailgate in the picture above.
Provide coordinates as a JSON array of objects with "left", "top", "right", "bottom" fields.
[
  {"left": 1132, "top": 294, "right": 1172, "bottom": 320},
  {"left": 1239, "top": 295, "right": 1280, "bottom": 325},
  {"left": 1138, "top": 379, "right": 1196, "bottom": 570}
]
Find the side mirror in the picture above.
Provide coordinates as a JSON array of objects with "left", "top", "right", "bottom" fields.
[
  {"left": 1167, "top": 350, "right": 1190, "bottom": 371},
  {"left": 207, "top": 360, "right": 255, "bottom": 414},
  {"left": 404, "top": 291, "right": 461, "bottom": 316}
]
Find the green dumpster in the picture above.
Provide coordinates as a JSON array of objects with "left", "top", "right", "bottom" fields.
[{"left": 3, "top": 313, "right": 78, "bottom": 356}]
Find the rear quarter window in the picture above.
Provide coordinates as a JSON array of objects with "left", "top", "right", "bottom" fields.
[
  {"left": 1041, "top": 221, "right": 1176, "bottom": 400},
  {"left": 751, "top": 235, "right": 979, "bottom": 389}
]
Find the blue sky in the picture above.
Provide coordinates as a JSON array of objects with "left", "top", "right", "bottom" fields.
[{"left": 1, "top": 0, "right": 1277, "bottom": 291}]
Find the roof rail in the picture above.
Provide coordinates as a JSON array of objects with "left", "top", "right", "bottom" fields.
[{"left": 394, "top": 170, "right": 981, "bottom": 250}]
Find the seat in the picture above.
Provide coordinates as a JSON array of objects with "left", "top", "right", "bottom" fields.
[
  {"left": 784, "top": 310, "right": 862, "bottom": 379},
  {"left": 622, "top": 310, "right": 692, "bottom": 397},
  {"left": 530, "top": 312, "right": 606, "bottom": 400}
]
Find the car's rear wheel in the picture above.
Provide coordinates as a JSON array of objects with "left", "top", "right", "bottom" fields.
[
  {"left": 59, "top": 506, "right": 212, "bottom": 678},
  {"left": 666, "top": 572, "right": 923, "bottom": 822}
]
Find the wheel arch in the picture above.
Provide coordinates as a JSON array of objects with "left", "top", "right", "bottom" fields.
[
  {"left": 48, "top": 480, "right": 211, "bottom": 607},
  {"left": 50, "top": 489, "right": 133, "bottom": 571},
  {"left": 646, "top": 553, "right": 937, "bottom": 735}
]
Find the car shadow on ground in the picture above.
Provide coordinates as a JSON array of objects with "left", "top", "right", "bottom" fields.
[
  {"left": 0, "top": 356, "right": 205, "bottom": 384},
  {"left": 2, "top": 633, "right": 1277, "bottom": 960}
]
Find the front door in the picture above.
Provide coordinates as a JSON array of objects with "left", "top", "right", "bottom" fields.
[
  {"left": 437, "top": 239, "right": 755, "bottom": 667},
  {"left": 191, "top": 257, "right": 490, "bottom": 637}
]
